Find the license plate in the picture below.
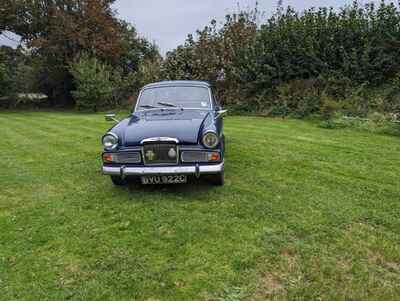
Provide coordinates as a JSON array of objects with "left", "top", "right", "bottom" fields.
[{"left": 141, "top": 175, "right": 187, "bottom": 185}]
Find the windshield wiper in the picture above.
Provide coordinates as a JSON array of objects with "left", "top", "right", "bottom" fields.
[
  {"left": 158, "top": 101, "right": 177, "bottom": 108},
  {"left": 140, "top": 105, "right": 158, "bottom": 109}
]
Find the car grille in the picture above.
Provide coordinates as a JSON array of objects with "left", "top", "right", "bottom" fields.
[
  {"left": 115, "top": 152, "right": 141, "bottom": 164},
  {"left": 143, "top": 143, "right": 179, "bottom": 165}
]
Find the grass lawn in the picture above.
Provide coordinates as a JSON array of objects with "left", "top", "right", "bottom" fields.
[{"left": 1, "top": 111, "right": 400, "bottom": 300}]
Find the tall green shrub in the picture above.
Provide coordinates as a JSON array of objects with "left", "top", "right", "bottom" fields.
[{"left": 69, "top": 54, "right": 116, "bottom": 111}]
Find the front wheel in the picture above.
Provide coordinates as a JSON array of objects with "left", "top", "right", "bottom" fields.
[
  {"left": 208, "top": 171, "right": 225, "bottom": 186},
  {"left": 110, "top": 176, "right": 126, "bottom": 186}
]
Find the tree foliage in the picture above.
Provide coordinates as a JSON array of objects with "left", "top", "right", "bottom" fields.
[
  {"left": 162, "top": 1, "right": 400, "bottom": 116},
  {"left": 1, "top": 0, "right": 122, "bottom": 60},
  {"left": 69, "top": 54, "right": 116, "bottom": 111},
  {"left": 3, "top": 1, "right": 400, "bottom": 116},
  {"left": 162, "top": 9, "right": 258, "bottom": 104},
  {"left": 0, "top": 0, "right": 161, "bottom": 106},
  {"left": 0, "top": 46, "right": 40, "bottom": 105}
]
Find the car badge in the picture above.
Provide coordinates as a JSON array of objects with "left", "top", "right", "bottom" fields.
[
  {"left": 146, "top": 150, "right": 156, "bottom": 161},
  {"left": 168, "top": 148, "right": 177, "bottom": 159}
]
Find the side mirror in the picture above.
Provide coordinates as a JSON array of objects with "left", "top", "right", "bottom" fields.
[
  {"left": 105, "top": 114, "right": 119, "bottom": 123},
  {"left": 215, "top": 109, "right": 228, "bottom": 120}
]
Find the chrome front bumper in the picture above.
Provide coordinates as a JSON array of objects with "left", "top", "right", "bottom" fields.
[{"left": 102, "top": 162, "right": 224, "bottom": 177}]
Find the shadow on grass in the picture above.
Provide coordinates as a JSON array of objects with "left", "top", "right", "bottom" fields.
[
  {"left": 108, "top": 176, "right": 219, "bottom": 202},
  {"left": 129, "top": 178, "right": 214, "bottom": 192}
]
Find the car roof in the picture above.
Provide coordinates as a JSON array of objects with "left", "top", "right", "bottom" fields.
[{"left": 142, "top": 80, "right": 211, "bottom": 89}]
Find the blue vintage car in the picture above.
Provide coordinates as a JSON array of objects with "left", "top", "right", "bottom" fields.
[{"left": 101, "top": 81, "right": 227, "bottom": 186}]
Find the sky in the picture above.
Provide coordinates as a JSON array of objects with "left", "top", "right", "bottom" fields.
[
  {"left": 0, "top": 0, "right": 387, "bottom": 55},
  {"left": 113, "top": 0, "right": 352, "bottom": 55},
  {"left": 112, "top": 0, "right": 379, "bottom": 55}
]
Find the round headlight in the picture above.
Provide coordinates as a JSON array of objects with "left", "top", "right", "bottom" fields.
[
  {"left": 102, "top": 133, "right": 119, "bottom": 150},
  {"left": 202, "top": 132, "right": 219, "bottom": 149}
]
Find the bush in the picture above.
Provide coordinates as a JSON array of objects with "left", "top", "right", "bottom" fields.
[
  {"left": 319, "top": 95, "right": 341, "bottom": 128},
  {"left": 161, "top": 2, "right": 400, "bottom": 118},
  {"left": 393, "top": 71, "right": 400, "bottom": 90},
  {"left": 276, "top": 79, "right": 324, "bottom": 118},
  {"left": 70, "top": 54, "right": 116, "bottom": 111},
  {"left": 0, "top": 60, "right": 47, "bottom": 108},
  {"left": 0, "top": 63, "right": 11, "bottom": 97},
  {"left": 368, "top": 112, "right": 387, "bottom": 127},
  {"left": 321, "top": 97, "right": 340, "bottom": 120},
  {"left": 321, "top": 112, "right": 400, "bottom": 136},
  {"left": 341, "top": 83, "right": 373, "bottom": 117},
  {"left": 388, "top": 72, "right": 400, "bottom": 114},
  {"left": 365, "top": 112, "right": 400, "bottom": 135},
  {"left": 324, "top": 76, "right": 352, "bottom": 100}
]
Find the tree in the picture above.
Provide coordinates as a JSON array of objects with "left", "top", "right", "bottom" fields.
[
  {"left": 161, "top": 9, "right": 258, "bottom": 105},
  {"left": 0, "top": 46, "right": 45, "bottom": 107},
  {"left": 0, "top": 46, "right": 17, "bottom": 98},
  {"left": 69, "top": 54, "right": 115, "bottom": 111},
  {"left": 161, "top": 1, "right": 400, "bottom": 116},
  {"left": 1, "top": 0, "right": 122, "bottom": 60},
  {"left": 0, "top": 0, "right": 146, "bottom": 105},
  {"left": 0, "top": 63, "right": 11, "bottom": 98}
]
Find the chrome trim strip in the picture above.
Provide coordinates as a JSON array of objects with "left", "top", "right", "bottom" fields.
[
  {"left": 134, "top": 89, "right": 144, "bottom": 112},
  {"left": 102, "top": 162, "right": 224, "bottom": 176},
  {"left": 135, "top": 108, "right": 213, "bottom": 113},
  {"left": 140, "top": 137, "right": 179, "bottom": 144}
]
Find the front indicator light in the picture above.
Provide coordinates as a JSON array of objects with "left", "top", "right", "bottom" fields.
[
  {"left": 208, "top": 152, "right": 221, "bottom": 162},
  {"left": 103, "top": 153, "right": 114, "bottom": 163}
]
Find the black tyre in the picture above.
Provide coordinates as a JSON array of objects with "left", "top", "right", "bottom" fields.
[
  {"left": 208, "top": 171, "right": 225, "bottom": 186},
  {"left": 110, "top": 176, "right": 126, "bottom": 186}
]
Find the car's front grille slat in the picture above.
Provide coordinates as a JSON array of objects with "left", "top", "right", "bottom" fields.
[
  {"left": 143, "top": 143, "right": 178, "bottom": 165},
  {"left": 115, "top": 152, "right": 141, "bottom": 164}
]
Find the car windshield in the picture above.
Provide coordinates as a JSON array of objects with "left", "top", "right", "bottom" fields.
[{"left": 137, "top": 86, "right": 211, "bottom": 110}]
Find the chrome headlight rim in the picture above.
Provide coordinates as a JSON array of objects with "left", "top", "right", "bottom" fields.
[
  {"left": 102, "top": 132, "right": 119, "bottom": 151},
  {"left": 202, "top": 131, "right": 219, "bottom": 149}
]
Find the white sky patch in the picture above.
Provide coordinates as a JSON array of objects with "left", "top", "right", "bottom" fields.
[{"left": 0, "top": 31, "right": 21, "bottom": 48}]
